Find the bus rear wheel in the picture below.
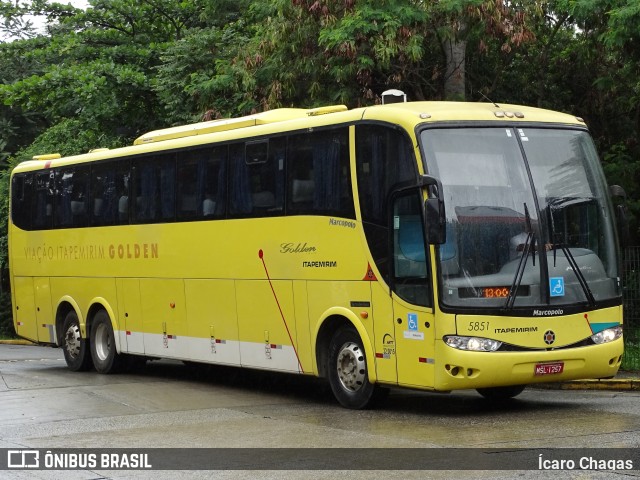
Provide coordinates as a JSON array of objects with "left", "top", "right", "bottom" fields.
[
  {"left": 327, "top": 327, "right": 377, "bottom": 409},
  {"left": 90, "top": 310, "right": 122, "bottom": 374},
  {"left": 477, "top": 385, "right": 526, "bottom": 400},
  {"left": 61, "top": 311, "right": 92, "bottom": 371}
]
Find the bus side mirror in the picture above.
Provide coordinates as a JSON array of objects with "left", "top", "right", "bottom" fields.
[
  {"left": 609, "top": 185, "right": 630, "bottom": 248},
  {"left": 420, "top": 175, "right": 446, "bottom": 245}
]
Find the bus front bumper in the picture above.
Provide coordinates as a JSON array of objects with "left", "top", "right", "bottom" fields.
[{"left": 433, "top": 337, "right": 624, "bottom": 392}]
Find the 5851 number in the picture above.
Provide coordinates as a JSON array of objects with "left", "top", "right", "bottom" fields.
[{"left": 467, "top": 321, "right": 490, "bottom": 332}]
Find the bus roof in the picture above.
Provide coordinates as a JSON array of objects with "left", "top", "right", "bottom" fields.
[
  {"left": 361, "top": 101, "right": 585, "bottom": 126},
  {"left": 14, "top": 101, "right": 585, "bottom": 173},
  {"left": 133, "top": 105, "right": 349, "bottom": 145}
]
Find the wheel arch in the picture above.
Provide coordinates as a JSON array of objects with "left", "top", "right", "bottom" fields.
[
  {"left": 54, "top": 297, "right": 120, "bottom": 353},
  {"left": 313, "top": 307, "right": 376, "bottom": 383}
]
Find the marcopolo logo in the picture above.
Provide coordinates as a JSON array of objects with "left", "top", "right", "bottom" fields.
[{"left": 532, "top": 309, "right": 564, "bottom": 317}]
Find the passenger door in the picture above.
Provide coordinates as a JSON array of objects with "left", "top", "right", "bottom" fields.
[{"left": 389, "top": 191, "right": 436, "bottom": 389}]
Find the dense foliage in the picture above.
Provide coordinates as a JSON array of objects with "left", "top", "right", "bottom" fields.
[{"left": 1, "top": 0, "right": 639, "bottom": 337}]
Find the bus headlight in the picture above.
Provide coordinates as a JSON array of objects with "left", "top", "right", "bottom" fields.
[
  {"left": 591, "top": 326, "right": 623, "bottom": 344},
  {"left": 444, "top": 335, "right": 502, "bottom": 352}
]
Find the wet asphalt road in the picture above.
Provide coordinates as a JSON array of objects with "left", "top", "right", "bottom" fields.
[{"left": 1, "top": 343, "right": 639, "bottom": 479}]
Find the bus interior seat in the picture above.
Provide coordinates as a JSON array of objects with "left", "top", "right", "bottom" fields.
[
  {"left": 180, "top": 194, "right": 196, "bottom": 215},
  {"left": 70, "top": 200, "right": 86, "bottom": 215},
  {"left": 252, "top": 191, "right": 275, "bottom": 208},
  {"left": 292, "top": 179, "right": 314, "bottom": 203},
  {"left": 395, "top": 215, "right": 427, "bottom": 277},
  {"left": 93, "top": 198, "right": 104, "bottom": 216},
  {"left": 118, "top": 195, "right": 128, "bottom": 220},
  {"left": 440, "top": 223, "right": 460, "bottom": 275},
  {"left": 203, "top": 198, "right": 216, "bottom": 216}
]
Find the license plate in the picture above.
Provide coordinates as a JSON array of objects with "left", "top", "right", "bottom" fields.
[{"left": 534, "top": 362, "right": 564, "bottom": 376}]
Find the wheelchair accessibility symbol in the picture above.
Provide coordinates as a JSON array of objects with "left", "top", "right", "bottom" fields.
[
  {"left": 550, "top": 277, "right": 565, "bottom": 297},
  {"left": 407, "top": 313, "right": 418, "bottom": 331}
]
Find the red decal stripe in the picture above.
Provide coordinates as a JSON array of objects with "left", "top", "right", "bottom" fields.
[{"left": 259, "top": 249, "right": 304, "bottom": 372}]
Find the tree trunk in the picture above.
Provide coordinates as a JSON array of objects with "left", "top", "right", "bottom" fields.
[{"left": 444, "top": 37, "right": 466, "bottom": 101}]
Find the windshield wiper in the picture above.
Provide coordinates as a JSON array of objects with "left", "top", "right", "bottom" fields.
[
  {"left": 561, "top": 244, "right": 596, "bottom": 307},
  {"left": 505, "top": 204, "right": 534, "bottom": 310}
]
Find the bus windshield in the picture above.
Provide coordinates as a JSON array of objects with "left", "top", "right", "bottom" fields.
[{"left": 420, "top": 126, "right": 621, "bottom": 311}]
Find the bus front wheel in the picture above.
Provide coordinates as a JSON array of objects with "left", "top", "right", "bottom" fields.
[
  {"left": 327, "top": 327, "right": 377, "bottom": 409},
  {"left": 90, "top": 310, "right": 122, "bottom": 374},
  {"left": 61, "top": 311, "right": 92, "bottom": 371}
]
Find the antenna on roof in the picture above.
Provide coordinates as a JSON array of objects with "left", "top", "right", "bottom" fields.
[{"left": 478, "top": 90, "right": 500, "bottom": 108}]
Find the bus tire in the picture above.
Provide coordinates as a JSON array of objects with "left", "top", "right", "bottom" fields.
[
  {"left": 61, "top": 310, "right": 92, "bottom": 371},
  {"left": 477, "top": 385, "right": 526, "bottom": 400},
  {"left": 327, "top": 327, "right": 376, "bottom": 409},
  {"left": 90, "top": 310, "right": 122, "bottom": 374}
]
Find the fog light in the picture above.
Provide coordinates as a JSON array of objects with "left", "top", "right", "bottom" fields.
[
  {"left": 591, "top": 326, "right": 623, "bottom": 344},
  {"left": 444, "top": 335, "right": 502, "bottom": 352}
]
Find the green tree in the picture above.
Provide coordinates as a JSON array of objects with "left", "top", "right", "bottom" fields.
[
  {"left": 154, "top": 0, "right": 253, "bottom": 123},
  {"left": 1, "top": 0, "right": 215, "bottom": 154},
  {"left": 221, "top": 0, "right": 543, "bottom": 109}
]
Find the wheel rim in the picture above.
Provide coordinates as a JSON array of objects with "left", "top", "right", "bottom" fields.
[
  {"left": 94, "top": 322, "right": 111, "bottom": 362},
  {"left": 336, "top": 342, "right": 366, "bottom": 392},
  {"left": 64, "top": 323, "right": 81, "bottom": 359}
]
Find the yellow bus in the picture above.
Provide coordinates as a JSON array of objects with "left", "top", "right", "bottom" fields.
[{"left": 9, "top": 97, "right": 624, "bottom": 408}]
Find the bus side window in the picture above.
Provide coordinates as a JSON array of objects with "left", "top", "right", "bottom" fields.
[
  {"left": 230, "top": 139, "right": 284, "bottom": 217},
  {"left": 33, "top": 171, "right": 55, "bottom": 230},
  {"left": 246, "top": 140, "right": 275, "bottom": 212},
  {"left": 132, "top": 154, "right": 176, "bottom": 224},
  {"left": 11, "top": 173, "right": 32, "bottom": 231},
  {"left": 287, "top": 133, "right": 315, "bottom": 213},
  {"left": 177, "top": 145, "right": 227, "bottom": 220},
  {"left": 287, "top": 127, "right": 354, "bottom": 218},
  {"left": 229, "top": 143, "right": 251, "bottom": 215},
  {"left": 54, "top": 166, "right": 90, "bottom": 229},
  {"left": 91, "top": 160, "right": 130, "bottom": 226},
  {"left": 177, "top": 152, "right": 202, "bottom": 219}
]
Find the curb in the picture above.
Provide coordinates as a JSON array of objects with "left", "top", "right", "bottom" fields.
[
  {"left": 534, "top": 378, "right": 640, "bottom": 391},
  {"left": 0, "top": 339, "right": 35, "bottom": 345}
]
